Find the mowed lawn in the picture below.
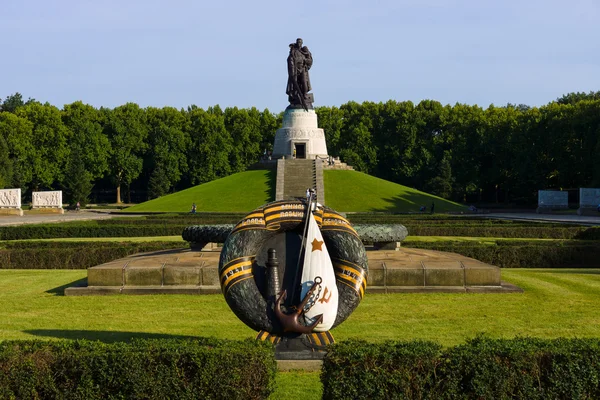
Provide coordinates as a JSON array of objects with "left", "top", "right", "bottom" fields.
[
  {"left": 125, "top": 169, "right": 275, "bottom": 213},
  {"left": 1, "top": 269, "right": 599, "bottom": 345},
  {"left": 324, "top": 170, "right": 466, "bottom": 213}
]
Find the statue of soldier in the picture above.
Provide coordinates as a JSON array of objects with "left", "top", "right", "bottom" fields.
[{"left": 286, "top": 38, "right": 313, "bottom": 110}]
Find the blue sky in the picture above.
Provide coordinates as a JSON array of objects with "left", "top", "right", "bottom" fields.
[{"left": 1, "top": 0, "right": 598, "bottom": 112}]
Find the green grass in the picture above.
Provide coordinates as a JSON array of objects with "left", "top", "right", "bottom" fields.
[
  {"left": 124, "top": 168, "right": 466, "bottom": 214},
  {"left": 2, "top": 269, "right": 599, "bottom": 345},
  {"left": 324, "top": 170, "right": 466, "bottom": 212},
  {"left": 2, "top": 269, "right": 600, "bottom": 400},
  {"left": 125, "top": 170, "right": 276, "bottom": 213}
]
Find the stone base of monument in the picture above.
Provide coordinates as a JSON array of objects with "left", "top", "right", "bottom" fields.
[
  {"left": 0, "top": 208, "right": 24, "bottom": 216},
  {"left": 29, "top": 207, "right": 65, "bottom": 214},
  {"left": 577, "top": 207, "right": 600, "bottom": 216},
  {"left": 65, "top": 247, "right": 521, "bottom": 295},
  {"left": 272, "top": 108, "right": 328, "bottom": 160}
]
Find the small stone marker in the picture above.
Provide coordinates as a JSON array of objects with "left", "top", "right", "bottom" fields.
[
  {"left": 32, "top": 190, "right": 64, "bottom": 214},
  {"left": 578, "top": 188, "right": 600, "bottom": 215},
  {"left": 0, "top": 188, "right": 23, "bottom": 216},
  {"left": 537, "top": 190, "right": 568, "bottom": 213}
]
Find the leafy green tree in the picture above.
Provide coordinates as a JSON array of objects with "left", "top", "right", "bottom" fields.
[
  {"left": 103, "top": 103, "right": 148, "bottom": 203},
  {"left": 62, "top": 101, "right": 111, "bottom": 180},
  {"left": 145, "top": 106, "right": 190, "bottom": 194},
  {"left": 315, "top": 106, "right": 344, "bottom": 154},
  {"left": 259, "top": 108, "right": 279, "bottom": 154},
  {"left": 0, "top": 134, "right": 12, "bottom": 188},
  {"left": 1, "top": 93, "right": 24, "bottom": 113},
  {"left": 14, "top": 102, "right": 70, "bottom": 190},
  {"left": 63, "top": 148, "right": 93, "bottom": 207},
  {"left": 425, "top": 151, "right": 454, "bottom": 199},
  {"left": 0, "top": 112, "right": 35, "bottom": 190},
  {"left": 187, "top": 106, "right": 233, "bottom": 185},
  {"left": 148, "top": 165, "right": 170, "bottom": 199},
  {"left": 556, "top": 91, "right": 600, "bottom": 105},
  {"left": 224, "top": 107, "right": 262, "bottom": 172}
]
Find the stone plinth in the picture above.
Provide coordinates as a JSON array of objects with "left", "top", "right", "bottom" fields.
[
  {"left": 32, "top": 191, "right": 64, "bottom": 214},
  {"left": 272, "top": 108, "right": 328, "bottom": 160},
  {"left": 0, "top": 188, "right": 23, "bottom": 216},
  {"left": 578, "top": 188, "right": 600, "bottom": 215},
  {"left": 65, "top": 246, "right": 520, "bottom": 295},
  {"left": 537, "top": 190, "right": 568, "bottom": 213}
]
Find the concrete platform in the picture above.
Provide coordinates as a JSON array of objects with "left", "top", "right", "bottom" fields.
[{"left": 65, "top": 247, "right": 521, "bottom": 295}]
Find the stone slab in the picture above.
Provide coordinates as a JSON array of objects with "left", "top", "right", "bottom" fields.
[
  {"left": 463, "top": 260, "right": 501, "bottom": 286},
  {"left": 67, "top": 247, "right": 516, "bottom": 295},
  {"left": 66, "top": 286, "right": 222, "bottom": 295},
  {"left": 0, "top": 208, "right": 23, "bottom": 216},
  {"left": 163, "top": 264, "right": 202, "bottom": 286},
  {"left": 537, "top": 190, "right": 568, "bottom": 210},
  {"left": 277, "top": 359, "right": 323, "bottom": 372},
  {"left": 580, "top": 188, "right": 600, "bottom": 207},
  {"left": 0, "top": 188, "right": 22, "bottom": 216},
  {"left": 384, "top": 261, "right": 424, "bottom": 287},
  {"left": 124, "top": 264, "right": 163, "bottom": 286},
  {"left": 32, "top": 190, "right": 63, "bottom": 209},
  {"left": 87, "top": 264, "right": 124, "bottom": 286}
]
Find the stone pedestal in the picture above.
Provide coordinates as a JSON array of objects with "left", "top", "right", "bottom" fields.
[{"left": 272, "top": 108, "right": 328, "bottom": 160}]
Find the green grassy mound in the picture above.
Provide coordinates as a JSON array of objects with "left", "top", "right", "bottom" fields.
[
  {"left": 324, "top": 170, "right": 466, "bottom": 212},
  {"left": 126, "top": 168, "right": 465, "bottom": 213},
  {"left": 125, "top": 170, "right": 275, "bottom": 213}
]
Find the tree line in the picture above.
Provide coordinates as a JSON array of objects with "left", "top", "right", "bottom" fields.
[{"left": 1, "top": 91, "right": 599, "bottom": 206}]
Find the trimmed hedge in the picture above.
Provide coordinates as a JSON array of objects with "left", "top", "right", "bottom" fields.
[
  {"left": 2, "top": 221, "right": 598, "bottom": 240},
  {"left": 0, "top": 338, "right": 276, "bottom": 400},
  {"left": 0, "top": 224, "right": 186, "bottom": 240},
  {"left": 405, "top": 225, "right": 600, "bottom": 239},
  {"left": 403, "top": 240, "right": 600, "bottom": 268},
  {"left": 0, "top": 241, "right": 185, "bottom": 269},
  {"left": 322, "top": 337, "right": 600, "bottom": 400}
]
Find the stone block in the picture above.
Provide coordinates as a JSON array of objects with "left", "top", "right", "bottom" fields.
[
  {"left": 124, "top": 264, "right": 163, "bottom": 286},
  {"left": 463, "top": 261, "right": 501, "bottom": 286},
  {"left": 423, "top": 261, "right": 464, "bottom": 286},
  {"left": 0, "top": 208, "right": 23, "bottom": 216},
  {"left": 202, "top": 265, "right": 220, "bottom": 286},
  {"left": 367, "top": 261, "right": 386, "bottom": 287},
  {"left": 0, "top": 188, "right": 23, "bottom": 215},
  {"left": 373, "top": 241, "right": 401, "bottom": 251},
  {"left": 88, "top": 264, "right": 124, "bottom": 286},
  {"left": 32, "top": 190, "right": 63, "bottom": 209},
  {"left": 385, "top": 261, "right": 424, "bottom": 287},
  {"left": 163, "top": 263, "right": 202, "bottom": 286}
]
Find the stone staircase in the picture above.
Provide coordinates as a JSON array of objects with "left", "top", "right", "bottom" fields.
[{"left": 276, "top": 159, "right": 325, "bottom": 204}]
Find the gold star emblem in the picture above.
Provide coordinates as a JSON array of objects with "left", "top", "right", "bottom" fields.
[{"left": 311, "top": 238, "right": 324, "bottom": 252}]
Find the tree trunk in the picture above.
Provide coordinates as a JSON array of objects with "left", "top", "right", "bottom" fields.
[{"left": 116, "top": 185, "right": 122, "bottom": 204}]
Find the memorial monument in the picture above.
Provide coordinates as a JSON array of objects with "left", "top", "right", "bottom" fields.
[
  {"left": 32, "top": 190, "right": 64, "bottom": 214},
  {"left": 272, "top": 38, "right": 328, "bottom": 160},
  {"left": 578, "top": 188, "right": 600, "bottom": 215},
  {"left": 0, "top": 188, "right": 23, "bottom": 216},
  {"left": 537, "top": 190, "right": 568, "bottom": 213}
]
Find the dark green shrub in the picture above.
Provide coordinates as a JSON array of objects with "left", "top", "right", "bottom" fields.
[
  {"left": 0, "top": 241, "right": 184, "bottom": 269},
  {"left": 322, "top": 337, "right": 600, "bottom": 400},
  {"left": 322, "top": 340, "right": 442, "bottom": 400},
  {"left": 0, "top": 338, "right": 276, "bottom": 400},
  {"left": 0, "top": 224, "right": 185, "bottom": 240},
  {"left": 403, "top": 240, "right": 600, "bottom": 268}
]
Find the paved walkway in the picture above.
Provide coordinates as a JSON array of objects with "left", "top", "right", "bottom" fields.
[
  {"left": 481, "top": 213, "right": 600, "bottom": 226},
  {"left": 0, "top": 210, "right": 138, "bottom": 226}
]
